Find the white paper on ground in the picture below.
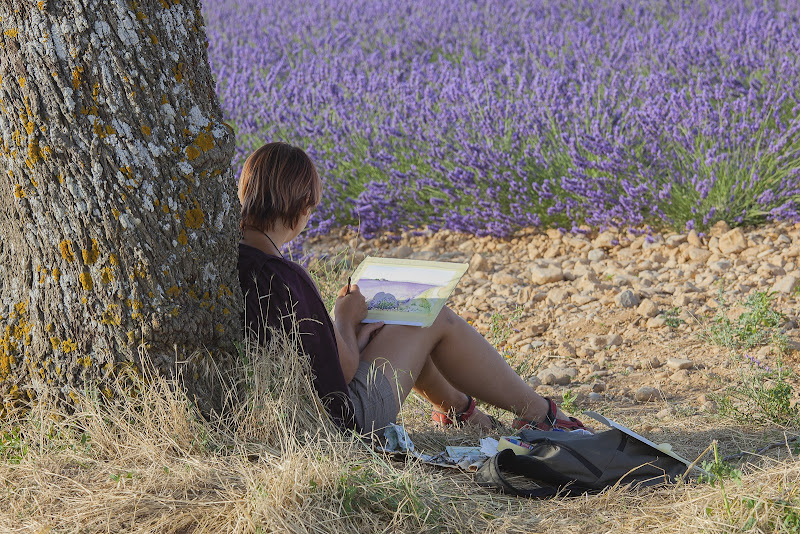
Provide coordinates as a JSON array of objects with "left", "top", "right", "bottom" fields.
[{"left": 378, "top": 424, "right": 498, "bottom": 471}]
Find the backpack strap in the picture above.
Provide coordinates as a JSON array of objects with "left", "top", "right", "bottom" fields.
[{"left": 475, "top": 449, "right": 592, "bottom": 499}]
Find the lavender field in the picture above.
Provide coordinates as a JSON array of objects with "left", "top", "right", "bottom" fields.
[{"left": 205, "top": 0, "right": 800, "bottom": 239}]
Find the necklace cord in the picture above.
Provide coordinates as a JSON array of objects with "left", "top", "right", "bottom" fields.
[{"left": 246, "top": 225, "right": 284, "bottom": 259}]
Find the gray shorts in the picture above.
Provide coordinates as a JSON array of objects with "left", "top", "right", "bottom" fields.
[{"left": 348, "top": 360, "right": 399, "bottom": 434}]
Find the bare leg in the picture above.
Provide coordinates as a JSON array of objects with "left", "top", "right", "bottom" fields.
[
  {"left": 411, "top": 355, "right": 464, "bottom": 412},
  {"left": 411, "top": 356, "right": 496, "bottom": 429},
  {"left": 360, "top": 307, "right": 550, "bottom": 423}
]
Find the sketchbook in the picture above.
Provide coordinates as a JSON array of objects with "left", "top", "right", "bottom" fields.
[
  {"left": 335, "top": 256, "right": 468, "bottom": 327},
  {"left": 583, "top": 411, "right": 696, "bottom": 468}
]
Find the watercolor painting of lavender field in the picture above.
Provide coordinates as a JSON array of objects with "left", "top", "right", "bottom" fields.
[{"left": 346, "top": 257, "right": 468, "bottom": 327}]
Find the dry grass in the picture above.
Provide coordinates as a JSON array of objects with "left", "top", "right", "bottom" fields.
[{"left": 3, "top": 338, "right": 800, "bottom": 532}]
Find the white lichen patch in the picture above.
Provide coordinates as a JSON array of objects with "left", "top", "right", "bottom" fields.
[
  {"left": 202, "top": 262, "right": 218, "bottom": 283},
  {"left": 157, "top": 4, "right": 191, "bottom": 44},
  {"left": 62, "top": 87, "right": 76, "bottom": 112},
  {"left": 113, "top": 6, "right": 139, "bottom": 47},
  {"left": 177, "top": 161, "right": 192, "bottom": 175},
  {"left": 160, "top": 102, "right": 176, "bottom": 123},
  {"left": 186, "top": 106, "right": 209, "bottom": 134},
  {"left": 212, "top": 124, "right": 228, "bottom": 139},
  {"left": 147, "top": 141, "right": 167, "bottom": 157}
]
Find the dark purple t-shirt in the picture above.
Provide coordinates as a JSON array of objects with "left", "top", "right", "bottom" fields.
[{"left": 238, "top": 243, "right": 358, "bottom": 431}]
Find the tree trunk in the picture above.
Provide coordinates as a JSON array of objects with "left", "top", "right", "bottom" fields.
[{"left": 0, "top": 0, "right": 240, "bottom": 413}]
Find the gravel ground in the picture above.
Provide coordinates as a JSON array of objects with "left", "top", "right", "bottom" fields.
[{"left": 305, "top": 220, "right": 800, "bottom": 451}]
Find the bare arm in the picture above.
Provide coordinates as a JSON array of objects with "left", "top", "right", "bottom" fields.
[
  {"left": 332, "top": 284, "right": 385, "bottom": 383},
  {"left": 334, "top": 319, "right": 360, "bottom": 383}
]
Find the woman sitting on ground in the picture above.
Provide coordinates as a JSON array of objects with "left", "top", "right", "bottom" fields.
[{"left": 237, "top": 141, "right": 588, "bottom": 434}]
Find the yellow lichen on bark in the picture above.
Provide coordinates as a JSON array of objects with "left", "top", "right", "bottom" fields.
[
  {"left": 184, "top": 208, "right": 204, "bottom": 228},
  {"left": 82, "top": 239, "right": 100, "bottom": 264},
  {"left": 26, "top": 139, "right": 41, "bottom": 168},
  {"left": 195, "top": 131, "right": 214, "bottom": 151},
  {"left": 59, "top": 240, "right": 75, "bottom": 261},
  {"left": 79, "top": 272, "right": 93, "bottom": 291},
  {"left": 1, "top": 302, "right": 30, "bottom": 379},
  {"left": 101, "top": 304, "right": 121, "bottom": 326},
  {"left": 100, "top": 267, "right": 113, "bottom": 284}
]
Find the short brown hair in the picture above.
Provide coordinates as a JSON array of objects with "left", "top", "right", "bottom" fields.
[{"left": 238, "top": 142, "right": 321, "bottom": 233}]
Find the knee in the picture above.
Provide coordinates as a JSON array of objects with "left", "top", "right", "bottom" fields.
[{"left": 434, "top": 306, "right": 459, "bottom": 327}]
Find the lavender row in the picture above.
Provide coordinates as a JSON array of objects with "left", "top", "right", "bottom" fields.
[{"left": 203, "top": 0, "right": 800, "bottom": 239}]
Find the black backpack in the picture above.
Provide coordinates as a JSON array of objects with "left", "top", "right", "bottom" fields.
[{"left": 475, "top": 428, "right": 689, "bottom": 498}]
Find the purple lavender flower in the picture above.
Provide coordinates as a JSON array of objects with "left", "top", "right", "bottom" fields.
[{"left": 204, "top": 0, "right": 800, "bottom": 242}]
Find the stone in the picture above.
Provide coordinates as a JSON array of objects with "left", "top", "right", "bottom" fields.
[
  {"left": 634, "top": 386, "right": 661, "bottom": 402},
  {"left": 637, "top": 298, "right": 659, "bottom": 318},
  {"left": 571, "top": 294, "right": 597, "bottom": 306},
  {"left": 646, "top": 316, "right": 667, "bottom": 329},
  {"left": 526, "top": 323, "right": 548, "bottom": 337},
  {"left": 673, "top": 293, "right": 692, "bottom": 307},
  {"left": 591, "top": 381, "right": 606, "bottom": 392},
  {"left": 588, "top": 392, "right": 604, "bottom": 403},
  {"left": 592, "top": 231, "right": 616, "bottom": 249},
  {"left": 666, "top": 234, "right": 687, "bottom": 248},
  {"left": 666, "top": 357, "right": 694, "bottom": 370},
  {"left": 635, "top": 356, "right": 662, "bottom": 369},
  {"left": 515, "top": 287, "right": 532, "bottom": 305},
  {"left": 687, "top": 229, "right": 702, "bottom": 247},
  {"left": 470, "top": 253, "right": 491, "bottom": 272},
  {"left": 492, "top": 272, "right": 519, "bottom": 285},
  {"left": 656, "top": 407, "right": 676, "bottom": 419},
  {"left": 557, "top": 342, "right": 577, "bottom": 358},
  {"left": 756, "top": 263, "right": 784, "bottom": 278},
  {"left": 587, "top": 249, "right": 606, "bottom": 261},
  {"left": 457, "top": 240, "right": 475, "bottom": 253},
  {"left": 537, "top": 366, "right": 576, "bottom": 386},
  {"left": 670, "top": 369, "right": 690, "bottom": 384},
  {"left": 587, "top": 334, "right": 623, "bottom": 351},
  {"left": 530, "top": 264, "right": 564, "bottom": 285},
  {"left": 772, "top": 275, "right": 799, "bottom": 294},
  {"left": 709, "top": 260, "right": 732, "bottom": 272},
  {"left": 709, "top": 220, "right": 731, "bottom": 237},
  {"left": 718, "top": 228, "right": 748, "bottom": 255},
  {"left": 576, "top": 272, "right": 602, "bottom": 292},
  {"left": 615, "top": 289, "right": 641, "bottom": 308},
  {"left": 392, "top": 245, "right": 413, "bottom": 259},
  {"left": 687, "top": 247, "right": 713, "bottom": 262},
  {"left": 546, "top": 287, "right": 571, "bottom": 305},
  {"left": 526, "top": 376, "right": 542, "bottom": 389}
]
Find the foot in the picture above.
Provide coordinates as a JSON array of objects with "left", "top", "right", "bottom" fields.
[
  {"left": 512, "top": 397, "right": 592, "bottom": 432},
  {"left": 464, "top": 407, "right": 498, "bottom": 431},
  {"left": 432, "top": 395, "right": 499, "bottom": 431}
]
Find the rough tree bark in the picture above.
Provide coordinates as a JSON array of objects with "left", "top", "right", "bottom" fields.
[{"left": 0, "top": 0, "right": 241, "bottom": 413}]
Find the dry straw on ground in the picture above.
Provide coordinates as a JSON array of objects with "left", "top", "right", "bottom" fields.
[{"left": 2, "top": 331, "right": 800, "bottom": 533}]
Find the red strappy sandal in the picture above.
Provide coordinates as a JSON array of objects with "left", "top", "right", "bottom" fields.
[
  {"left": 512, "top": 397, "right": 590, "bottom": 432},
  {"left": 431, "top": 395, "right": 477, "bottom": 427}
]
